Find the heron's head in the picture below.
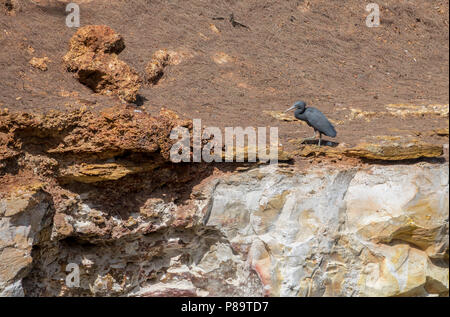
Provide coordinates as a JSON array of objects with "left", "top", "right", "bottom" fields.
[{"left": 284, "top": 101, "right": 306, "bottom": 113}]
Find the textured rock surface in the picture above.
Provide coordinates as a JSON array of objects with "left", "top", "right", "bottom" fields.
[
  {"left": 291, "top": 136, "right": 443, "bottom": 161},
  {"left": 0, "top": 107, "right": 448, "bottom": 297},
  {"left": 204, "top": 163, "right": 448, "bottom": 296},
  {"left": 346, "top": 104, "right": 449, "bottom": 122},
  {"left": 145, "top": 49, "right": 177, "bottom": 85},
  {"left": 1, "top": 161, "right": 448, "bottom": 296},
  {"left": 29, "top": 57, "right": 49, "bottom": 71},
  {"left": 63, "top": 25, "right": 142, "bottom": 103},
  {"left": 1, "top": 0, "right": 20, "bottom": 15},
  {"left": 0, "top": 106, "right": 190, "bottom": 176},
  {"left": 0, "top": 182, "right": 53, "bottom": 296}
]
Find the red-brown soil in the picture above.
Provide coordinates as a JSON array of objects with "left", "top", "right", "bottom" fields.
[{"left": 0, "top": 0, "right": 448, "bottom": 156}]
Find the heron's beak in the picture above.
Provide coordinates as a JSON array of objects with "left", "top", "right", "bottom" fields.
[{"left": 284, "top": 105, "right": 296, "bottom": 113}]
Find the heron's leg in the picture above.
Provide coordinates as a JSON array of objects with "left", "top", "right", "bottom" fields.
[
  {"left": 301, "top": 130, "right": 317, "bottom": 144},
  {"left": 318, "top": 133, "right": 322, "bottom": 147}
]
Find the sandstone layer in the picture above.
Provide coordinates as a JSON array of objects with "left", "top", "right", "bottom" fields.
[{"left": 291, "top": 136, "right": 443, "bottom": 161}]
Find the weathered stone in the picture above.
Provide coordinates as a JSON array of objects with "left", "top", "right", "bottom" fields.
[
  {"left": 29, "top": 57, "right": 50, "bottom": 71},
  {"left": 0, "top": 183, "right": 52, "bottom": 296},
  {"left": 346, "top": 104, "right": 449, "bottom": 122},
  {"left": 204, "top": 163, "right": 449, "bottom": 297},
  {"left": 0, "top": 107, "right": 190, "bottom": 163},
  {"left": 209, "top": 24, "right": 220, "bottom": 34},
  {"left": 63, "top": 25, "right": 142, "bottom": 103},
  {"left": 59, "top": 161, "right": 161, "bottom": 183},
  {"left": 1, "top": 107, "right": 448, "bottom": 297},
  {"left": 145, "top": 49, "right": 181, "bottom": 84},
  {"left": 1, "top": 0, "right": 20, "bottom": 15},
  {"left": 1, "top": 163, "right": 448, "bottom": 297},
  {"left": 212, "top": 52, "right": 234, "bottom": 65},
  {"left": 221, "top": 146, "right": 292, "bottom": 163},
  {"left": 344, "top": 140, "right": 443, "bottom": 160},
  {"left": 385, "top": 103, "right": 449, "bottom": 118},
  {"left": 435, "top": 128, "right": 449, "bottom": 136},
  {"left": 291, "top": 136, "right": 443, "bottom": 161}
]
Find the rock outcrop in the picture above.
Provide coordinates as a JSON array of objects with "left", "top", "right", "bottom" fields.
[
  {"left": 145, "top": 49, "right": 179, "bottom": 85},
  {"left": 0, "top": 107, "right": 448, "bottom": 297},
  {"left": 0, "top": 182, "right": 53, "bottom": 296},
  {"left": 1, "top": 162, "right": 448, "bottom": 297},
  {"left": 29, "top": 57, "right": 49, "bottom": 71},
  {"left": 1, "top": 0, "right": 20, "bottom": 15},
  {"left": 63, "top": 25, "right": 142, "bottom": 103},
  {"left": 291, "top": 136, "right": 443, "bottom": 161},
  {"left": 204, "top": 164, "right": 448, "bottom": 297},
  {"left": 346, "top": 104, "right": 449, "bottom": 122},
  {"left": 0, "top": 106, "right": 189, "bottom": 175}
]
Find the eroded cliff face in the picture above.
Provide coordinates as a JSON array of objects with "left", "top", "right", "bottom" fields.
[
  {"left": 0, "top": 108, "right": 448, "bottom": 297},
  {"left": 205, "top": 164, "right": 448, "bottom": 297},
  {"left": 1, "top": 163, "right": 448, "bottom": 297}
]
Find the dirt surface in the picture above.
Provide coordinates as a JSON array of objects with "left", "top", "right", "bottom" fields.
[{"left": 0, "top": 0, "right": 448, "bottom": 156}]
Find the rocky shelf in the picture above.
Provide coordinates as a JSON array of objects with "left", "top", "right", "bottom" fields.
[{"left": 0, "top": 106, "right": 448, "bottom": 297}]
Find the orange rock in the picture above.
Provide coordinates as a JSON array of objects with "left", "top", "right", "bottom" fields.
[
  {"left": 1, "top": 0, "right": 20, "bottom": 15},
  {"left": 145, "top": 49, "right": 178, "bottom": 84},
  {"left": 63, "top": 25, "right": 142, "bottom": 103},
  {"left": 29, "top": 57, "right": 49, "bottom": 71},
  {"left": 291, "top": 136, "right": 443, "bottom": 161}
]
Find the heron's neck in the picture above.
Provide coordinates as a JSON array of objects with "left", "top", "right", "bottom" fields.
[{"left": 295, "top": 107, "right": 306, "bottom": 115}]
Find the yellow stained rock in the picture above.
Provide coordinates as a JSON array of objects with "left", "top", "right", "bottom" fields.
[
  {"left": 346, "top": 104, "right": 449, "bottom": 122},
  {"left": 222, "top": 146, "right": 292, "bottom": 162},
  {"left": 344, "top": 141, "right": 442, "bottom": 160},
  {"left": 29, "top": 57, "right": 50, "bottom": 71},
  {"left": 291, "top": 136, "right": 443, "bottom": 161},
  {"left": 59, "top": 162, "right": 159, "bottom": 183},
  {"left": 0, "top": 182, "right": 45, "bottom": 217},
  {"left": 263, "top": 110, "right": 305, "bottom": 123},
  {"left": 358, "top": 244, "right": 448, "bottom": 297},
  {"left": 209, "top": 24, "right": 221, "bottom": 34},
  {"left": 435, "top": 127, "right": 449, "bottom": 136},
  {"left": 212, "top": 52, "right": 235, "bottom": 65},
  {"left": 386, "top": 103, "right": 449, "bottom": 118}
]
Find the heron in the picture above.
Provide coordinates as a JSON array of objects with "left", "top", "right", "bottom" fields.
[{"left": 285, "top": 101, "right": 337, "bottom": 146}]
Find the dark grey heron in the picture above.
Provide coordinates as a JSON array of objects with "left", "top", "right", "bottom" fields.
[{"left": 285, "top": 101, "right": 337, "bottom": 146}]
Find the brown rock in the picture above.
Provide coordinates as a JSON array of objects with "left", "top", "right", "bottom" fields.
[
  {"left": 222, "top": 146, "right": 292, "bottom": 163},
  {"left": 0, "top": 106, "right": 192, "bottom": 183},
  {"left": 53, "top": 213, "right": 74, "bottom": 237},
  {"left": 1, "top": 0, "right": 20, "bottom": 15},
  {"left": 291, "top": 135, "right": 443, "bottom": 161},
  {"left": 63, "top": 25, "right": 142, "bottom": 103},
  {"left": 435, "top": 127, "right": 449, "bottom": 136},
  {"left": 0, "top": 106, "right": 189, "bottom": 158},
  {"left": 344, "top": 140, "right": 443, "bottom": 161},
  {"left": 29, "top": 57, "right": 50, "bottom": 71},
  {"left": 145, "top": 49, "right": 177, "bottom": 84},
  {"left": 59, "top": 161, "right": 161, "bottom": 183}
]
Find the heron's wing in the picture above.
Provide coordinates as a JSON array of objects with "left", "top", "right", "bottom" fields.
[{"left": 304, "top": 108, "right": 337, "bottom": 137}]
